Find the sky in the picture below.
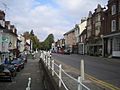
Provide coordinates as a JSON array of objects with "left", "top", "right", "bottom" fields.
[{"left": 0, "top": 0, "right": 107, "bottom": 41}]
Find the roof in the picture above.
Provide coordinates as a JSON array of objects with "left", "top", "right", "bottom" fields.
[
  {"left": 0, "top": 25, "right": 17, "bottom": 36},
  {"left": 64, "top": 29, "right": 75, "bottom": 36}
]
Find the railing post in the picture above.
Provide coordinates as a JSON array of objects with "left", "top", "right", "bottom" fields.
[
  {"left": 46, "top": 55, "right": 48, "bottom": 66},
  {"left": 40, "top": 52, "right": 43, "bottom": 59},
  {"left": 81, "top": 59, "right": 85, "bottom": 81},
  {"left": 48, "top": 57, "right": 50, "bottom": 70},
  {"left": 78, "top": 76, "right": 82, "bottom": 90},
  {"left": 43, "top": 53, "right": 45, "bottom": 61},
  {"left": 52, "top": 60, "right": 54, "bottom": 76},
  {"left": 59, "top": 64, "right": 62, "bottom": 87}
]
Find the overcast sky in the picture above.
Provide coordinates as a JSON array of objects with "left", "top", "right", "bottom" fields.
[{"left": 0, "top": 0, "right": 107, "bottom": 41}]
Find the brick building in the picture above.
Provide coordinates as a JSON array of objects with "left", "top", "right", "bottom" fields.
[
  {"left": 64, "top": 29, "right": 76, "bottom": 53},
  {"left": 86, "top": 4, "right": 105, "bottom": 56},
  {"left": 103, "top": 0, "right": 120, "bottom": 57}
]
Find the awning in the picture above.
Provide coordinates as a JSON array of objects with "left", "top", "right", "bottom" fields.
[
  {"left": 87, "top": 44, "right": 102, "bottom": 46},
  {"left": 103, "top": 32, "right": 120, "bottom": 38}
]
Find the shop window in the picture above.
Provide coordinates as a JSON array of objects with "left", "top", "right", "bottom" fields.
[{"left": 114, "top": 38, "right": 120, "bottom": 51}]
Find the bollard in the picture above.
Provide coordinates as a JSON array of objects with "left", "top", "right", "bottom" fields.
[
  {"left": 52, "top": 60, "right": 55, "bottom": 76},
  {"left": 59, "top": 64, "right": 62, "bottom": 87},
  {"left": 26, "top": 77, "right": 31, "bottom": 90},
  {"left": 78, "top": 76, "right": 82, "bottom": 90},
  {"left": 81, "top": 59, "right": 85, "bottom": 81}
]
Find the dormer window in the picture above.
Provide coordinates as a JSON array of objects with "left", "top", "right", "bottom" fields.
[
  {"left": 0, "top": 20, "right": 5, "bottom": 27},
  {"left": 8, "top": 25, "right": 10, "bottom": 30},
  {"left": 13, "top": 28, "right": 15, "bottom": 33},
  {"left": 111, "top": 5, "right": 116, "bottom": 15}
]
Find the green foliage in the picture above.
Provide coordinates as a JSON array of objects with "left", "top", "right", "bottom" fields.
[
  {"left": 23, "top": 30, "right": 54, "bottom": 51},
  {"left": 23, "top": 30, "right": 40, "bottom": 51},
  {"left": 30, "top": 30, "right": 34, "bottom": 36},
  {"left": 40, "top": 34, "right": 54, "bottom": 50},
  {"left": 30, "top": 33, "right": 40, "bottom": 51}
]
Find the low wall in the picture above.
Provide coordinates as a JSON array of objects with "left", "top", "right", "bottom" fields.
[{"left": 39, "top": 58, "right": 59, "bottom": 90}]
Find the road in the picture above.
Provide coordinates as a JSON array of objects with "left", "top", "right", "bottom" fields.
[
  {"left": 52, "top": 53, "right": 120, "bottom": 89},
  {"left": 0, "top": 58, "right": 44, "bottom": 90}
]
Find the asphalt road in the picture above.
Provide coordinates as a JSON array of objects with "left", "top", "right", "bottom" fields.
[
  {"left": 52, "top": 53, "right": 120, "bottom": 88},
  {"left": 0, "top": 58, "right": 44, "bottom": 90}
]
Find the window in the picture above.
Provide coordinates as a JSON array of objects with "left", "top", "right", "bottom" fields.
[
  {"left": 95, "top": 27, "right": 100, "bottom": 36},
  {"left": 111, "top": 20, "right": 116, "bottom": 32},
  {"left": 114, "top": 38, "right": 120, "bottom": 51},
  {"left": 87, "top": 30, "right": 91, "bottom": 38},
  {"left": 98, "top": 14, "right": 101, "bottom": 21},
  {"left": 111, "top": 5, "right": 116, "bottom": 15},
  {"left": 0, "top": 20, "right": 5, "bottom": 27}
]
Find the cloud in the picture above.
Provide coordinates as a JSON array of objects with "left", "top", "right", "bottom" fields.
[{"left": 0, "top": 0, "right": 107, "bottom": 41}]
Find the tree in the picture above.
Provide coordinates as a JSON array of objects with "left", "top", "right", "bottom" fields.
[
  {"left": 41, "top": 34, "right": 54, "bottom": 50},
  {"left": 23, "top": 31, "right": 30, "bottom": 40},
  {"left": 30, "top": 32, "right": 40, "bottom": 51},
  {"left": 30, "top": 30, "right": 34, "bottom": 36},
  {"left": 23, "top": 30, "right": 40, "bottom": 51}
]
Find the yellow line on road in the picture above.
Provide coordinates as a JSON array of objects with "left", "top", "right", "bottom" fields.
[
  {"left": 86, "top": 74, "right": 120, "bottom": 90},
  {"left": 54, "top": 59, "right": 120, "bottom": 90}
]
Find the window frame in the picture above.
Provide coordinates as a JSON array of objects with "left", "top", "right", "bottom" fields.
[
  {"left": 111, "top": 4, "right": 116, "bottom": 15},
  {"left": 111, "top": 20, "right": 116, "bottom": 32}
]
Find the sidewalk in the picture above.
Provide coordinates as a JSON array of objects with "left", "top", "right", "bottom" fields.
[{"left": 25, "top": 57, "right": 44, "bottom": 90}]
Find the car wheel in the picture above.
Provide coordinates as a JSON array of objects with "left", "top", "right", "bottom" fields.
[
  {"left": 9, "top": 77, "right": 12, "bottom": 82},
  {"left": 17, "top": 68, "right": 20, "bottom": 72}
]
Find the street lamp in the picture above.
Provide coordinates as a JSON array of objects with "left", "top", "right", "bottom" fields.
[{"left": 100, "top": 34, "right": 104, "bottom": 57}]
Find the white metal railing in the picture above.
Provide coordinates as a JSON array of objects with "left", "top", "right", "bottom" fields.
[{"left": 40, "top": 51, "right": 90, "bottom": 90}]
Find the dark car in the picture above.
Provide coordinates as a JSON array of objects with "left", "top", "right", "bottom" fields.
[
  {"left": 20, "top": 55, "right": 27, "bottom": 63},
  {"left": 11, "top": 58, "right": 24, "bottom": 72},
  {"left": 64, "top": 49, "right": 70, "bottom": 55},
  {"left": 3, "top": 64, "right": 17, "bottom": 77},
  {"left": 0, "top": 64, "right": 12, "bottom": 81}
]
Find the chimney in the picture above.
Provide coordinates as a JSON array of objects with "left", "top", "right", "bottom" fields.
[
  {"left": 5, "top": 21, "right": 11, "bottom": 30},
  {"left": 0, "top": 10, "right": 5, "bottom": 20},
  {"left": 10, "top": 25, "right": 17, "bottom": 34},
  {"left": 0, "top": 10, "right": 5, "bottom": 27}
]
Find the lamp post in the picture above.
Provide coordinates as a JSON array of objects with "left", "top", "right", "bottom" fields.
[{"left": 100, "top": 35, "right": 104, "bottom": 57}]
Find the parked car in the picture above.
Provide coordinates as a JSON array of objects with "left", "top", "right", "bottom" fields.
[
  {"left": 64, "top": 49, "right": 70, "bottom": 55},
  {"left": 3, "top": 64, "right": 17, "bottom": 77},
  {"left": 0, "top": 64, "right": 12, "bottom": 81},
  {"left": 20, "top": 55, "right": 27, "bottom": 63},
  {"left": 11, "top": 58, "right": 24, "bottom": 72}
]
